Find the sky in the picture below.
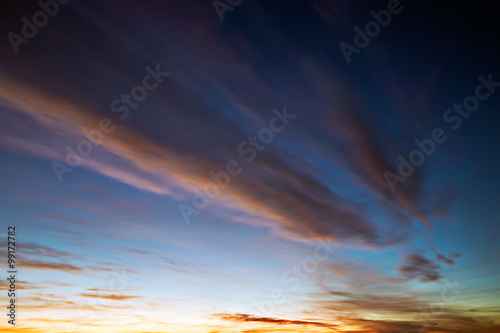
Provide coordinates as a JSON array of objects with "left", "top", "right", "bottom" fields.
[{"left": 0, "top": 0, "right": 499, "bottom": 332}]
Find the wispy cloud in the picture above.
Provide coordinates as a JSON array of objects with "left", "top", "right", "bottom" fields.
[
  {"left": 79, "top": 293, "right": 139, "bottom": 301},
  {"left": 214, "top": 313, "right": 336, "bottom": 329},
  {"left": 21, "top": 259, "right": 82, "bottom": 272}
]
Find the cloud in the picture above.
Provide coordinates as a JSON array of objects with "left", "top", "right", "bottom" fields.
[
  {"left": 79, "top": 293, "right": 138, "bottom": 301},
  {"left": 213, "top": 313, "right": 336, "bottom": 329},
  {"left": 0, "top": 280, "right": 46, "bottom": 290},
  {"left": 0, "top": 0, "right": 454, "bottom": 253},
  {"left": 326, "top": 259, "right": 403, "bottom": 283},
  {"left": 436, "top": 253, "right": 455, "bottom": 265},
  {"left": 0, "top": 73, "right": 412, "bottom": 249},
  {"left": 0, "top": 239, "right": 79, "bottom": 261},
  {"left": 397, "top": 254, "right": 442, "bottom": 283},
  {"left": 21, "top": 259, "right": 82, "bottom": 272},
  {"left": 318, "top": 289, "right": 430, "bottom": 314},
  {"left": 18, "top": 258, "right": 130, "bottom": 275},
  {"left": 216, "top": 312, "right": 500, "bottom": 333}
]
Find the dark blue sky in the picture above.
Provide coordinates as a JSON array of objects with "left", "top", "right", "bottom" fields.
[{"left": 0, "top": 1, "right": 499, "bottom": 332}]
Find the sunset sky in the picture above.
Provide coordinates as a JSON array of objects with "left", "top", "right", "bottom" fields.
[{"left": 1, "top": 1, "right": 500, "bottom": 332}]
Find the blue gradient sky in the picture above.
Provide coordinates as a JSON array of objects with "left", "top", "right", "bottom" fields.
[{"left": 0, "top": 1, "right": 499, "bottom": 332}]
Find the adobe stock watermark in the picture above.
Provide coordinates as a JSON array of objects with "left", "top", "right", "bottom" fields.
[
  {"left": 51, "top": 64, "right": 169, "bottom": 182},
  {"left": 339, "top": 0, "right": 411, "bottom": 64},
  {"left": 178, "top": 106, "right": 296, "bottom": 224},
  {"left": 7, "top": 0, "right": 71, "bottom": 54},
  {"left": 213, "top": 0, "right": 243, "bottom": 22},
  {"left": 236, "top": 237, "right": 339, "bottom": 333},
  {"left": 402, "top": 277, "right": 465, "bottom": 333},
  {"left": 384, "top": 73, "right": 499, "bottom": 192}
]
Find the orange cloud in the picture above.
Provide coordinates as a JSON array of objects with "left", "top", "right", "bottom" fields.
[
  {"left": 79, "top": 293, "right": 139, "bottom": 301},
  {"left": 21, "top": 259, "right": 82, "bottom": 272},
  {"left": 214, "top": 313, "right": 336, "bottom": 329}
]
